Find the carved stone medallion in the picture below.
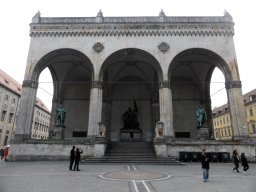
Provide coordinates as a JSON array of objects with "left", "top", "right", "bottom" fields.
[
  {"left": 158, "top": 42, "right": 169, "bottom": 53},
  {"left": 93, "top": 42, "right": 104, "bottom": 53}
]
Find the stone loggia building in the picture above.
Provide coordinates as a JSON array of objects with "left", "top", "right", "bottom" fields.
[{"left": 9, "top": 10, "right": 255, "bottom": 161}]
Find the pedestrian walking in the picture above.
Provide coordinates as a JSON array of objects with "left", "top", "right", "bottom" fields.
[
  {"left": 130, "top": 131, "right": 133, "bottom": 142},
  {"left": 233, "top": 149, "right": 240, "bottom": 173},
  {"left": 69, "top": 146, "right": 76, "bottom": 171},
  {"left": 0, "top": 149, "right": 4, "bottom": 161},
  {"left": 74, "top": 147, "right": 83, "bottom": 171},
  {"left": 241, "top": 153, "right": 249, "bottom": 175},
  {"left": 201, "top": 149, "right": 210, "bottom": 182}
]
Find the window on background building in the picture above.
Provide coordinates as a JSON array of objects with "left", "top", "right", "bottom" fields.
[
  {"left": 245, "top": 110, "right": 247, "bottom": 118},
  {"left": 220, "top": 119, "right": 222, "bottom": 125},
  {"left": 4, "top": 136, "right": 8, "bottom": 145},
  {"left": 5, "top": 95, "right": 8, "bottom": 100},
  {"left": 6, "top": 130, "right": 9, "bottom": 134},
  {"left": 252, "top": 124, "right": 256, "bottom": 133},
  {"left": 250, "top": 108, "right": 253, "bottom": 117},
  {"left": 221, "top": 130, "right": 223, "bottom": 137},
  {"left": 1, "top": 111, "right": 6, "bottom": 121},
  {"left": 228, "top": 129, "right": 231, "bottom": 136},
  {"left": 216, "top": 131, "right": 219, "bottom": 138},
  {"left": 12, "top": 98, "right": 15, "bottom": 103},
  {"left": 0, "top": 129, "right": 2, "bottom": 133},
  {"left": 224, "top": 130, "right": 227, "bottom": 137},
  {"left": 32, "top": 134, "right": 34, "bottom": 138},
  {"left": 223, "top": 117, "right": 225, "bottom": 124},
  {"left": 227, "top": 116, "right": 229, "bottom": 124},
  {"left": 217, "top": 121, "right": 219, "bottom": 126},
  {"left": 8, "top": 113, "right": 13, "bottom": 123}
]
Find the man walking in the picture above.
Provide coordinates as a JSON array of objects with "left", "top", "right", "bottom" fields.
[
  {"left": 69, "top": 146, "right": 75, "bottom": 171},
  {"left": 233, "top": 149, "right": 240, "bottom": 173},
  {"left": 201, "top": 149, "right": 210, "bottom": 182}
]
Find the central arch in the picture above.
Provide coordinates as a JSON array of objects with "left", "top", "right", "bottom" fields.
[{"left": 99, "top": 48, "right": 163, "bottom": 141}]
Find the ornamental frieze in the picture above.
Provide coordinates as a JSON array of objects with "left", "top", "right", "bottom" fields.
[
  {"left": 30, "top": 23, "right": 234, "bottom": 31},
  {"left": 39, "top": 16, "right": 228, "bottom": 24}
]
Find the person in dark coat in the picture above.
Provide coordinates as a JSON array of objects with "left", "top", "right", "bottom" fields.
[
  {"left": 74, "top": 147, "right": 83, "bottom": 171},
  {"left": 233, "top": 149, "right": 240, "bottom": 173},
  {"left": 201, "top": 149, "right": 210, "bottom": 182},
  {"left": 69, "top": 146, "right": 76, "bottom": 170},
  {"left": 241, "top": 153, "right": 249, "bottom": 174},
  {"left": 0, "top": 149, "right": 4, "bottom": 161},
  {"left": 130, "top": 131, "right": 134, "bottom": 142}
]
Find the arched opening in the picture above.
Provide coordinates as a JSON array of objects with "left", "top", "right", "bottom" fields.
[
  {"left": 100, "top": 48, "right": 163, "bottom": 141},
  {"left": 211, "top": 68, "right": 231, "bottom": 140},
  {"left": 32, "top": 49, "right": 94, "bottom": 139},
  {"left": 168, "top": 48, "right": 231, "bottom": 139}
]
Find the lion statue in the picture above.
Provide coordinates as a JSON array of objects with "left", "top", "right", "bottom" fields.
[
  {"left": 98, "top": 121, "right": 106, "bottom": 137},
  {"left": 155, "top": 121, "right": 164, "bottom": 138}
]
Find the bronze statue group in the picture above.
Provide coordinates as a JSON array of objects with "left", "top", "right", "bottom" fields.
[{"left": 69, "top": 146, "right": 83, "bottom": 171}]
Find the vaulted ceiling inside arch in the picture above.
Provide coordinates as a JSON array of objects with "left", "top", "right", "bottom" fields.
[{"left": 170, "top": 53, "right": 218, "bottom": 84}]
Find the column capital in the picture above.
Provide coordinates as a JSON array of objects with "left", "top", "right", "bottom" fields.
[
  {"left": 225, "top": 81, "right": 242, "bottom": 89},
  {"left": 91, "top": 81, "right": 103, "bottom": 89},
  {"left": 22, "top": 80, "right": 39, "bottom": 89},
  {"left": 159, "top": 80, "right": 170, "bottom": 89}
]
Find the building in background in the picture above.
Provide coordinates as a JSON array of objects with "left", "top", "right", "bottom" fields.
[
  {"left": 212, "top": 88, "right": 256, "bottom": 140},
  {"left": 0, "top": 70, "right": 51, "bottom": 149}
]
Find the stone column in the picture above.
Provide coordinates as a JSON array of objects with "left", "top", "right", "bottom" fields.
[
  {"left": 152, "top": 102, "right": 160, "bottom": 137},
  {"left": 87, "top": 81, "right": 103, "bottom": 137},
  {"left": 48, "top": 98, "right": 58, "bottom": 139},
  {"left": 159, "top": 80, "right": 174, "bottom": 137},
  {"left": 102, "top": 102, "right": 111, "bottom": 140},
  {"left": 226, "top": 81, "right": 249, "bottom": 139},
  {"left": 13, "top": 80, "right": 38, "bottom": 140}
]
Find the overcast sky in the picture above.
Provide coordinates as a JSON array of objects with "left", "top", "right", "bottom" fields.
[{"left": 0, "top": 0, "right": 255, "bottom": 111}]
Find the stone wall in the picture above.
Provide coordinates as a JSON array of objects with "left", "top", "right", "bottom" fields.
[{"left": 8, "top": 139, "right": 107, "bottom": 161}]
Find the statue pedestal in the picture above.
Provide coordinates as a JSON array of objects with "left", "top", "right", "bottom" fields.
[
  {"left": 53, "top": 125, "right": 66, "bottom": 139},
  {"left": 197, "top": 126, "right": 209, "bottom": 139},
  {"left": 120, "top": 129, "right": 142, "bottom": 141}
]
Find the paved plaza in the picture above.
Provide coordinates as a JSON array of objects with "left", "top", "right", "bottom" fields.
[{"left": 0, "top": 161, "right": 255, "bottom": 192}]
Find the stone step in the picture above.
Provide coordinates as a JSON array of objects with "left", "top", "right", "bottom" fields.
[
  {"left": 108, "top": 153, "right": 156, "bottom": 156},
  {"left": 109, "top": 149, "right": 155, "bottom": 153}
]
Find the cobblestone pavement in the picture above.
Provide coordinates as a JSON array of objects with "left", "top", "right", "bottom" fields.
[{"left": 0, "top": 160, "right": 255, "bottom": 192}]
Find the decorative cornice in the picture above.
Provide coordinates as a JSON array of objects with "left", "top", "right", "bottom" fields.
[
  {"left": 29, "top": 22, "right": 234, "bottom": 37},
  {"left": 91, "top": 81, "right": 103, "bottom": 89},
  {"left": 225, "top": 81, "right": 242, "bottom": 89},
  {"left": 159, "top": 80, "right": 170, "bottom": 89},
  {"left": 22, "top": 80, "right": 39, "bottom": 89}
]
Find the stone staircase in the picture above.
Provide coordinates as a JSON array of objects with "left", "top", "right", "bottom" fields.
[{"left": 82, "top": 142, "right": 184, "bottom": 165}]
